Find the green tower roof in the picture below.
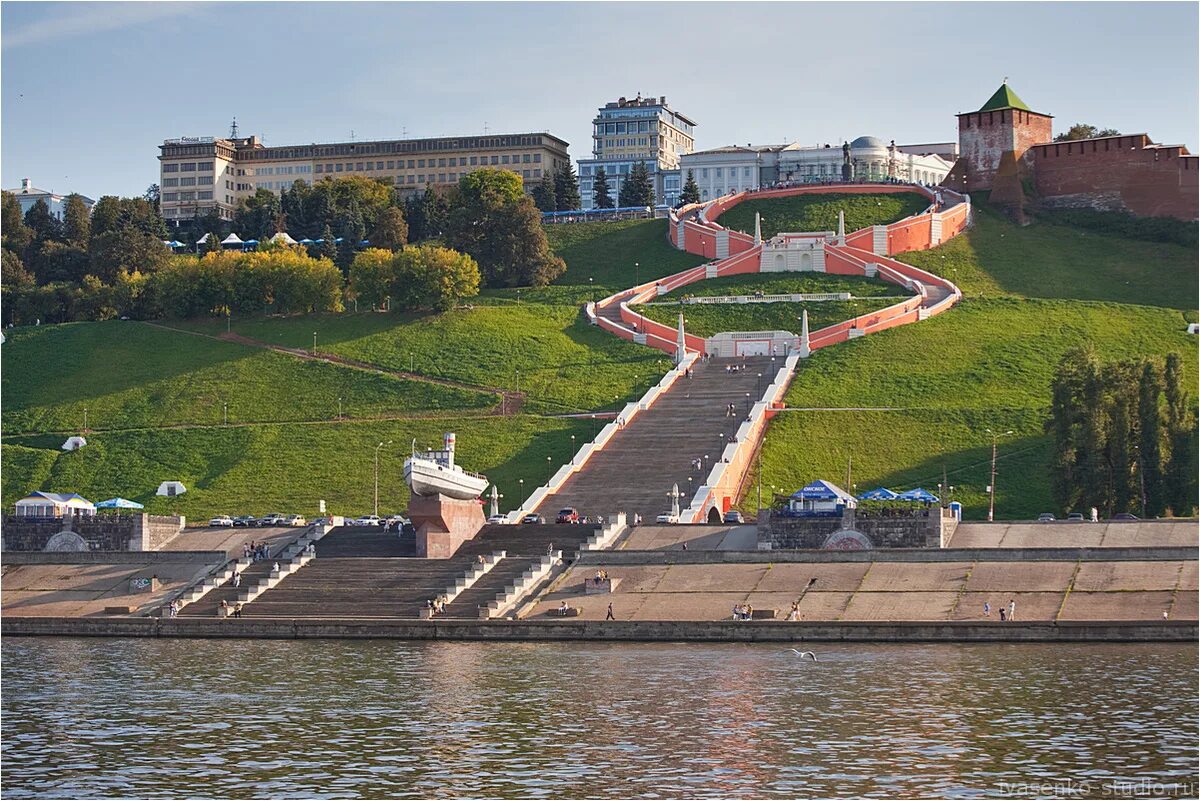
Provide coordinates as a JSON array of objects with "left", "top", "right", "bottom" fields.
[{"left": 978, "top": 82, "right": 1032, "bottom": 113}]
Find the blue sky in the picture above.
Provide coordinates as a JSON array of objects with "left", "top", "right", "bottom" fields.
[{"left": 2, "top": 2, "right": 1197, "bottom": 200}]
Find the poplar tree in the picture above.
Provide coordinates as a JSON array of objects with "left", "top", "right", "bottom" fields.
[{"left": 1137, "top": 360, "right": 1166, "bottom": 516}]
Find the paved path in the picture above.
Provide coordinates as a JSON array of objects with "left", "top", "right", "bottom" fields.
[{"left": 535, "top": 356, "right": 775, "bottom": 521}]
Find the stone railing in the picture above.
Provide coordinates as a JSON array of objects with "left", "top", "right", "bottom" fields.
[
  {"left": 578, "top": 513, "right": 628, "bottom": 552},
  {"left": 480, "top": 552, "right": 562, "bottom": 619},
  {"left": 422, "top": 551, "right": 506, "bottom": 618}
]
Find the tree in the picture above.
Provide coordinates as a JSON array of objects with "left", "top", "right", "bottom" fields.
[
  {"left": 1054, "top": 123, "right": 1120, "bottom": 143},
  {"left": 679, "top": 170, "right": 701, "bottom": 206},
  {"left": 317, "top": 223, "right": 338, "bottom": 262},
  {"left": 1137, "top": 360, "right": 1166, "bottom": 516},
  {"left": 88, "top": 229, "right": 169, "bottom": 282},
  {"left": 554, "top": 162, "right": 581, "bottom": 211},
  {"left": 2, "top": 249, "right": 34, "bottom": 288},
  {"left": 63, "top": 194, "right": 91, "bottom": 247},
  {"left": 394, "top": 244, "right": 480, "bottom": 311},
  {"left": 335, "top": 202, "right": 366, "bottom": 273},
  {"left": 532, "top": 171, "right": 557, "bottom": 212},
  {"left": 370, "top": 206, "right": 408, "bottom": 251},
  {"left": 234, "top": 189, "right": 282, "bottom": 241},
  {"left": 445, "top": 169, "right": 565, "bottom": 287},
  {"left": 418, "top": 184, "right": 449, "bottom": 240},
  {"left": 1163, "top": 352, "right": 1197, "bottom": 515},
  {"left": 32, "top": 240, "right": 90, "bottom": 284},
  {"left": 24, "top": 198, "right": 62, "bottom": 241},
  {"left": 2, "top": 191, "right": 35, "bottom": 260},
  {"left": 619, "top": 161, "right": 655, "bottom": 208},
  {"left": 144, "top": 184, "right": 161, "bottom": 206},
  {"left": 348, "top": 248, "right": 396, "bottom": 308},
  {"left": 592, "top": 167, "right": 614, "bottom": 209}
]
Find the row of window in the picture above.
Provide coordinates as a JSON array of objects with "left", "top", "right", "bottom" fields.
[
  {"left": 312, "top": 152, "right": 542, "bottom": 175},
  {"left": 162, "top": 191, "right": 215, "bottom": 202},
  {"left": 162, "top": 161, "right": 214, "bottom": 173},
  {"left": 594, "top": 119, "right": 660, "bottom": 136},
  {"left": 691, "top": 166, "right": 757, "bottom": 179},
  {"left": 162, "top": 176, "right": 214, "bottom": 187},
  {"left": 253, "top": 165, "right": 313, "bottom": 176}
]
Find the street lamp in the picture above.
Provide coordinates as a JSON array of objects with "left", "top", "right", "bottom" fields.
[
  {"left": 635, "top": 261, "right": 640, "bottom": 287},
  {"left": 745, "top": 392, "right": 751, "bottom": 415},
  {"left": 312, "top": 331, "right": 317, "bottom": 356},
  {"left": 757, "top": 372, "right": 762, "bottom": 396},
  {"left": 985, "top": 429, "right": 1014, "bottom": 522},
  {"left": 570, "top": 434, "right": 576, "bottom": 464},
  {"left": 373, "top": 440, "right": 392, "bottom": 517},
  {"left": 337, "top": 397, "right": 343, "bottom": 420},
  {"left": 83, "top": 407, "right": 89, "bottom": 432},
  {"left": 546, "top": 455, "right": 552, "bottom": 482},
  {"left": 223, "top": 402, "right": 228, "bottom": 426}
]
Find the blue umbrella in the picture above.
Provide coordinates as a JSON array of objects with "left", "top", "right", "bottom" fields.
[
  {"left": 95, "top": 497, "right": 145, "bottom": 509},
  {"left": 898, "top": 488, "right": 939, "bottom": 503},
  {"left": 858, "top": 487, "right": 899, "bottom": 501}
]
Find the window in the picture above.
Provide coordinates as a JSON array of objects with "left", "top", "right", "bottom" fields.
[
  {"left": 449, "top": 158, "right": 457, "bottom": 167},
  {"left": 181, "top": 163, "right": 196, "bottom": 171},
  {"left": 163, "top": 192, "right": 179, "bottom": 201},
  {"left": 326, "top": 163, "right": 334, "bottom": 172},
  {"left": 701, "top": 168, "right": 708, "bottom": 178},
  {"left": 315, "top": 165, "right": 324, "bottom": 174},
  {"left": 197, "top": 176, "right": 212, "bottom": 185},
  {"left": 162, "top": 177, "right": 179, "bottom": 187},
  {"left": 198, "top": 162, "right": 214, "bottom": 171},
  {"left": 744, "top": 167, "right": 752, "bottom": 177},
  {"left": 418, "top": 174, "right": 425, "bottom": 183},
  {"left": 715, "top": 168, "right": 722, "bottom": 178},
  {"left": 198, "top": 191, "right": 213, "bottom": 200},
  {"left": 365, "top": 162, "right": 374, "bottom": 171},
  {"left": 179, "top": 191, "right": 196, "bottom": 201},
  {"left": 533, "top": 168, "right": 541, "bottom": 177},
  {"left": 438, "top": 158, "right": 446, "bottom": 167},
  {"left": 377, "top": 161, "right": 384, "bottom": 170},
  {"left": 438, "top": 173, "right": 446, "bottom": 182},
  {"left": 501, "top": 155, "right": 510, "bottom": 164},
  {"left": 418, "top": 159, "right": 426, "bottom": 168},
  {"left": 335, "top": 164, "right": 343, "bottom": 172},
  {"left": 533, "top": 154, "right": 541, "bottom": 163},
  {"left": 180, "top": 176, "right": 196, "bottom": 186},
  {"left": 470, "top": 156, "right": 478, "bottom": 165},
  {"left": 407, "top": 175, "right": 415, "bottom": 184},
  {"left": 407, "top": 160, "right": 415, "bottom": 168},
  {"left": 387, "top": 161, "right": 395, "bottom": 169},
  {"left": 490, "top": 156, "right": 498, "bottom": 164},
  {"left": 522, "top": 154, "right": 531, "bottom": 163},
  {"left": 163, "top": 164, "right": 179, "bottom": 173},
  {"left": 355, "top": 163, "right": 363, "bottom": 171},
  {"left": 522, "top": 169, "right": 530, "bottom": 178}
]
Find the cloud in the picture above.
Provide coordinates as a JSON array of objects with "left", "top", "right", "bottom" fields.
[{"left": 2, "top": 2, "right": 204, "bottom": 49}]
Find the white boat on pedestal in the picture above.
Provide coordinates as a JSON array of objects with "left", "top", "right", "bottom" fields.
[{"left": 404, "top": 433, "right": 490, "bottom": 501}]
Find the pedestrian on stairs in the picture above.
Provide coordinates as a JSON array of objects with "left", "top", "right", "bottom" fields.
[
  {"left": 233, "top": 602, "right": 243, "bottom": 618},
  {"left": 606, "top": 602, "right": 615, "bottom": 621}
]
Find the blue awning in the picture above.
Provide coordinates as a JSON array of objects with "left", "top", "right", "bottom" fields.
[
  {"left": 95, "top": 497, "right": 144, "bottom": 509},
  {"left": 858, "top": 487, "right": 900, "bottom": 501},
  {"left": 790, "top": 479, "right": 853, "bottom": 502},
  {"left": 898, "top": 488, "right": 939, "bottom": 503}
]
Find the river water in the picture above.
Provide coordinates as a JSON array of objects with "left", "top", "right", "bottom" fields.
[{"left": 1, "top": 638, "right": 1196, "bottom": 798}]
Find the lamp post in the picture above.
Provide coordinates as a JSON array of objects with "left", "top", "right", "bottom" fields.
[
  {"left": 83, "top": 407, "right": 88, "bottom": 432},
  {"left": 373, "top": 440, "right": 392, "bottom": 517},
  {"left": 589, "top": 276, "right": 594, "bottom": 302},
  {"left": 516, "top": 289, "right": 521, "bottom": 306},
  {"left": 546, "top": 455, "right": 552, "bottom": 482},
  {"left": 570, "top": 434, "right": 576, "bottom": 464},
  {"left": 312, "top": 331, "right": 317, "bottom": 356},
  {"left": 744, "top": 392, "right": 751, "bottom": 415},
  {"left": 635, "top": 261, "right": 640, "bottom": 287},
  {"left": 223, "top": 402, "right": 228, "bottom": 426},
  {"left": 337, "top": 397, "right": 342, "bottom": 420},
  {"left": 757, "top": 372, "right": 762, "bottom": 396},
  {"left": 519, "top": 478, "right": 525, "bottom": 501},
  {"left": 985, "top": 429, "right": 1014, "bottom": 522}
]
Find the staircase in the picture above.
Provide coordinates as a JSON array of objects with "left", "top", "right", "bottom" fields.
[{"left": 535, "top": 356, "right": 775, "bottom": 521}]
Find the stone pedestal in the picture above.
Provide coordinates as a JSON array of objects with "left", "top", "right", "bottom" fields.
[{"left": 409, "top": 494, "right": 486, "bottom": 558}]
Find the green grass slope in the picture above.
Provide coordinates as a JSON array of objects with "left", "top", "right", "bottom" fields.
[
  {"left": 544, "top": 218, "right": 706, "bottom": 287},
  {"left": 717, "top": 192, "right": 930, "bottom": 239},
  {"left": 2, "top": 416, "right": 589, "bottom": 520},
  {"left": 654, "top": 272, "right": 905, "bottom": 300},
  {"left": 2, "top": 322, "right": 495, "bottom": 434},
  {"left": 899, "top": 204, "right": 1198, "bottom": 310},
  {"left": 634, "top": 299, "right": 904, "bottom": 339}
]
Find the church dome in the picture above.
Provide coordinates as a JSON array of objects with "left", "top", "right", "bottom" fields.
[{"left": 850, "top": 136, "right": 888, "bottom": 151}]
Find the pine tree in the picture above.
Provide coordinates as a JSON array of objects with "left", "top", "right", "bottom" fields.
[
  {"left": 553, "top": 163, "right": 581, "bottom": 211},
  {"left": 679, "top": 170, "right": 701, "bottom": 206},
  {"left": 592, "top": 167, "right": 614, "bottom": 209},
  {"left": 318, "top": 223, "right": 337, "bottom": 262},
  {"left": 533, "top": 171, "right": 557, "bottom": 212},
  {"left": 63, "top": 194, "right": 91, "bottom": 247},
  {"left": 1137, "top": 359, "right": 1166, "bottom": 517},
  {"left": 420, "top": 186, "right": 449, "bottom": 239},
  {"left": 619, "top": 161, "right": 656, "bottom": 208},
  {"left": 24, "top": 198, "right": 62, "bottom": 241}
]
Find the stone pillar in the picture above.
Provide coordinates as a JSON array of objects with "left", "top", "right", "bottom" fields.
[
  {"left": 798, "top": 309, "right": 811, "bottom": 358},
  {"left": 675, "top": 313, "right": 687, "bottom": 364},
  {"left": 753, "top": 212, "right": 762, "bottom": 245},
  {"left": 837, "top": 210, "right": 846, "bottom": 245},
  {"left": 409, "top": 494, "right": 486, "bottom": 558}
]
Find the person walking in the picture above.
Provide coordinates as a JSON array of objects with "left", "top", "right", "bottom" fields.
[
  {"left": 983, "top": 601, "right": 990, "bottom": 617},
  {"left": 605, "top": 602, "right": 615, "bottom": 621},
  {"left": 1008, "top": 599, "right": 1016, "bottom": 621}
]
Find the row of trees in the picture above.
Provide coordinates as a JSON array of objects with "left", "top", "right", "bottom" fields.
[
  {"left": 349, "top": 246, "right": 479, "bottom": 313},
  {"left": 1048, "top": 348, "right": 1196, "bottom": 518},
  {"left": 532, "top": 163, "right": 582, "bottom": 213},
  {"left": 2, "top": 168, "right": 563, "bottom": 325}
]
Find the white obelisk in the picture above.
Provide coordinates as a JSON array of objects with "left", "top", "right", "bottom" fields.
[
  {"left": 676, "top": 313, "right": 687, "bottom": 365},
  {"left": 837, "top": 209, "right": 846, "bottom": 246},
  {"left": 798, "top": 308, "right": 811, "bottom": 358},
  {"left": 753, "top": 211, "right": 762, "bottom": 246}
]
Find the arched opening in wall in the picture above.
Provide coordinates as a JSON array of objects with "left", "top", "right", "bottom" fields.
[
  {"left": 707, "top": 506, "right": 723, "bottom": 524},
  {"left": 774, "top": 254, "right": 785, "bottom": 269},
  {"left": 800, "top": 252, "right": 812, "bottom": 270}
]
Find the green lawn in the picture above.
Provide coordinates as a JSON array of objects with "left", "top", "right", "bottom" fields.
[
  {"left": 544, "top": 218, "right": 706, "bottom": 286},
  {"left": 633, "top": 299, "right": 905, "bottom": 339},
  {"left": 747, "top": 298, "right": 1198, "bottom": 519},
  {"left": 654, "top": 272, "right": 908, "bottom": 300},
  {"left": 716, "top": 192, "right": 930, "bottom": 239},
  {"left": 899, "top": 203, "right": 1198, "bottom": 310},
  {"left": 1, "top": 416, "right": 591, "bottom": 521},
  {"left": 176, "top": 306, "right": 673, "bottom": 414},
  {"left": 2, "top": 322, "right": 495, "bottom": 435}
]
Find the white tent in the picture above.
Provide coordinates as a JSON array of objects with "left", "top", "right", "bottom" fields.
[
  {"left": 61, "top": 436, "right": 87, "bottom": 451},
  {"left": 195, "top": 233, "right": 212, "bottom": 245},
  {"left": 221, "top": 233, "right": 244, "bottom": 246},
  {"left": 156, "top": 481, "right": 187, "bottom": 497},
  {"left": 269, "top": 231, "right": 298, "bottom": 245}
]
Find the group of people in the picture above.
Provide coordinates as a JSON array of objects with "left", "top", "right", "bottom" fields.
[
  {"left": 592, "top": 570, "right": 610, "bottom": 585},
  {"left": 732, "top": 603, "right": 755, "bottom": 620},
  {"left": 724, "top": 363, "right": 749, "bottom": 374},
  {"left": 984, "top": 600, "right": 1017, "bottom": 621},
  {"left": 724, "top": 403, "right": 740, "bottom": 417},
  {"left": 243, "top": 541, "right": 270, "bottom": 561},
  {"left": 218, "top": 599, "right": 244, "bottom": 618},
  {"left": 166, "top": 599, "right": 181, "bottom": 618},
  {"left": 427, "top": 595, "right": 449, "bottom": 615},
  {"left": 557, "top": 601, "right": 574, "bottom": 616},
  {"left": 785, "top": 602, "right": 801, "bottom": 621}
]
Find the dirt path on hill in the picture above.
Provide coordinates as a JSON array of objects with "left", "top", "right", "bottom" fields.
[{"left": 142, "top": 321, "right": 525, "bottom": 415}]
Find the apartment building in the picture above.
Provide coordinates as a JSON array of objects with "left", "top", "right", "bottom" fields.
[
  {"left": 577, "top": 94, "right": 697, "bottom": 210},
  {"left": 158, "top": 132, "right": 571, "bottom": 223}
]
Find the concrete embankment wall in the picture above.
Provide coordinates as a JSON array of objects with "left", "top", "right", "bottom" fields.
[
  {"left": 2, "top": 551, "right": 223, "bottom": 565},
  {"left": 574, "top": 546, "right": 1198, "bottom": 565},
  {"left": 3, "top": 616, "right": 1194, "bottom": 643}
]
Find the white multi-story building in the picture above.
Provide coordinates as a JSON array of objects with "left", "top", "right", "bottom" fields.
[
  {"left": 4, "top": 177, "right": 95, "bottom": 220},
  {"left": 679, "top": 137, "right": 955, "bottom": 202},
  {"left": 578, "top": 94, "right": 697, "bottom": 209}
]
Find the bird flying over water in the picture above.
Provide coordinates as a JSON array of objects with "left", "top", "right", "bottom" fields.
[{"left": 789, "top": 649, "right": 817, "bottom": 661}]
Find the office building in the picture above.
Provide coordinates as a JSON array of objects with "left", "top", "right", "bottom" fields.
[{"left": 4, "top": 177, "right": 94, "bottom": 220}]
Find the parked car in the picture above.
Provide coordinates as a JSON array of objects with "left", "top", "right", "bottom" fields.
[
  {"left": 723, "top": 510, "right": 745, "bottom": 524},
  {"left": 310, "top": 517, "right": 330, "bottom": 527},
  {"left": 353, "top": 515, "right": 383, "bottom": 527},
  {"left": 258, "top": 513, "right": 286, "bottom": 526},
  {"left": 521, "top": 513, "right": 545, "bottom": 525},
  {"left": 1066, "top": 512, "right": 1085, "bottom": 522},
  {"left": 656, "top": 512, "right": 680, "bottom": 524},
  {"left": 1037, "top": 513, "right": 1056, "bottom": 522},
  {"left": 232, "top": 515, "right": 257, "bottom": 527},
  {"left": 487, "top": 514, "right": 509, "bottom": 525},
  {"left": 556, "top": 507, "right": 580, "bottom": 524},
  {"left": 1112, "top": 513, "right": 1140, "bottom": 521},
  {"left": 285, "top": 515, "right": 306, "bottom": 526},
  {"left": 209, "top": 515, "right": 234, "bottom": 527}
]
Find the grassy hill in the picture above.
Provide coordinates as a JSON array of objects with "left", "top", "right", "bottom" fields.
[
  {"left": 544, "top": 218, "right": 705, "bottom": 287},
  {"left": 2, "top": 416, "right": 589, "bottom": 521},
  {"left": 746, "top": 197, "right": 1199, "bottom": 520},
  {"left": 634, "top": 298, "right": 905, "bottom": 339},
  {"left": 653, "top": 272, "right": 906, "bottom": 300},
  {"left": 716, "top": 191, "right": 930, "bottom": 239}
]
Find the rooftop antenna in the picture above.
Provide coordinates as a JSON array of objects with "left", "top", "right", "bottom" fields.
[
  {"left": 402, "top": 126, "right": 408, "bottom": 138},
  {"left": 229, "top": 117, "right": 239, "bottom": 138},
  {"left": 350, "top": 129, "right": 356, "bottom": 142},
  {"left": 484, "top": 121, "right": 489, "bottom": 134}
]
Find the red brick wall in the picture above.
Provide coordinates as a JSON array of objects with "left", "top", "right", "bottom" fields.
[
  {"left": 1031, "top": 136, "right": 1200, "bottom": 221},
  {"left": 957, "top": 110, "right": 1053, "bottom": 192}
]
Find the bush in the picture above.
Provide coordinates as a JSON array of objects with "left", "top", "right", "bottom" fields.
[
  {"left": 1035, "top": 208, "right": 1198, "bottom": 247},
  {"left": 349, "top": 244, "right": 480, "bottom": 312}
]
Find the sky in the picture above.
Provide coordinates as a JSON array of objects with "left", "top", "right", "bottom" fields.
[{"left": 2, "top": 1, "right": 1197, "bottom": 200}]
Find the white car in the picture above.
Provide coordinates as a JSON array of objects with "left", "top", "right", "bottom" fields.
[
  {"left": 284, "top": 514, "right": 306, "bottom": 526},
  {"left": 655, "top": 512, "right": 680, "bottom": 524},
  {"left": 487, "top": 514, "right": 509, "bottom": 525},
  {"left": 354, "top": 515, "right": 383, "bottom": 527},
  {"left": 209, "top": 515, "right": 234, "bottom": 527}
]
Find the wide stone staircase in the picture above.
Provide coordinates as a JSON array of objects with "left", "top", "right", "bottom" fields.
[
  {"left": 178, "top": 537, "right": 296, "bottom": 618},
  {"left": 536, "top": 355, "right": 775, "bottom": 521}
]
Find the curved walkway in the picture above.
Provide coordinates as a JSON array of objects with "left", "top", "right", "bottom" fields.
[{"left": 537, "top": 184, "right": 971, "bottom": 523}]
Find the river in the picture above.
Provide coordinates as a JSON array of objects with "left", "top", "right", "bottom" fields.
[{"left": 1, "top": 639, "right": 1196, "bottom": 798}]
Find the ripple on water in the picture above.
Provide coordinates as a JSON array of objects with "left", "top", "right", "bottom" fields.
[{"left": 1, "top": 639, "right": 1196, "bottom": 798}]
